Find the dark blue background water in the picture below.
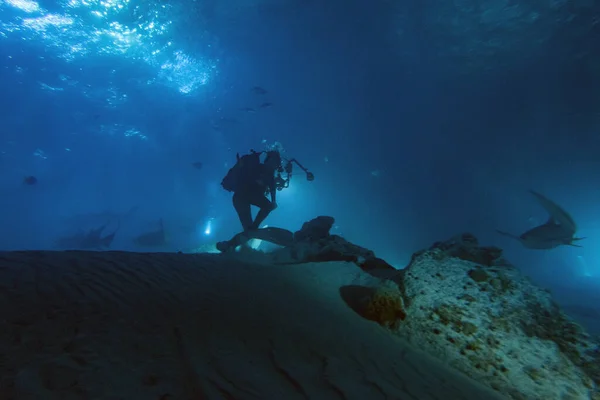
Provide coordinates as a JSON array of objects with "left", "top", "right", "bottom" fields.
[{"left": 1, "top": 0, "right": 599, "bottom": 329}]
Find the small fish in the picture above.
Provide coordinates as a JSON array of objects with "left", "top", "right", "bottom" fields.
[
  {"left": 23, "top": 176, "right": 37, "bottom": 185},
  {"left": 191, "top": 162, "right": 203, "bottom": 170},
  {"left": 240, "top": 107, "right": 256, "bottom": 113},
  {"left": 251, "top": 86, "right": 267, "bottom": 95},
  {"left": 260, "top": 102, "right": 272, "bottom": 108},
  {"left": 217, "top": 117, "right": 239, "bottom": 124}
]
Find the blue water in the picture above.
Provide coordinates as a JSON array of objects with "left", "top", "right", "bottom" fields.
[{"left": 0, "top": 0, "right": 599, "bottom": 328}]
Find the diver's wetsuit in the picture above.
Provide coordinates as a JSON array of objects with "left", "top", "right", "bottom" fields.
[{"left": 233, "top": 164, "right": 276, "bottom": 231}]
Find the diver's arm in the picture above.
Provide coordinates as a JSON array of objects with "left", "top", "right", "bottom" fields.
[{"left": 269, "top": 178, "right": 277, "bottom": 204}]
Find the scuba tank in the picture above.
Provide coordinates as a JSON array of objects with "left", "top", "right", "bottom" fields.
[{"left": 222, "top": 148, "right": 315, "bottom": 193}]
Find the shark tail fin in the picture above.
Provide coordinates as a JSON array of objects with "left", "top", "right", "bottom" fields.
[
  {"left": 100, "top": 219, "right": 121, "bottom": 249},
  {"left": 124, "top": 205, "right": 139, "bottom": 219},
  {"left": 158, "top": 218, "right": 168, "bottom": 244},
  {"left": 100, "top": 232, "right": 116, "bottom": 248},
  {"left": 567, "top": 237, "right": 586, "bottom": 247},
  {"left": 496, "top": 230, "right": 522, "bottom": 242}
]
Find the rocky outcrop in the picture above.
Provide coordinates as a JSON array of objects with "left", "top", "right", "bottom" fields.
[
  {"left": 340, "top": 282, "right": 407, "bottom": 329},
  {"left": 263, "top": 225, "right": 600, "bottom": 399},
  {"left": 393, "top": 234, "right": 600, "bottom": 400},
  {"left": 271, "top": 216, "right": 396, "bottom": 273},
  {"left": 5, "top": 210, "right": 600, "bottom": 400},
  {"left": 419, "top": 233, "right": 506, "bottom": 267},
  {"left": 200, "top": 219, "right": 600, "bottom": 399}
]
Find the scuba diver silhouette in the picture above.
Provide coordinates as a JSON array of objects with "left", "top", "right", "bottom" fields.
[
  {"left": 218, "top": 148, "right": 314, "bottom": 252},
  {"left": 230, "top": 150, "right": 281, "bottom": 231}
]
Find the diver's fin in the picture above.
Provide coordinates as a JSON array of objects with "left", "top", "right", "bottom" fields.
[
  {"left": 529, "top": 190, "right": 577, "bottom": 233},
  {"left": 219, "top": 227, "right": 295, "bottom": 252},
  {"left": 247, "top": 227, "right": 295, "bottom": 247},
  {"left": 496, "top": 230, "right": 523, "bottom": 242}
]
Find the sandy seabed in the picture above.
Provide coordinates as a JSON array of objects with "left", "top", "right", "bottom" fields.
[{"left": 0, "top": 250, "right": 505, "bottom": 399}]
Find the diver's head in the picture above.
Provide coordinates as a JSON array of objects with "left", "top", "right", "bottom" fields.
[{"left": 264, "top": 150, "right": 282, "bottom": 170}]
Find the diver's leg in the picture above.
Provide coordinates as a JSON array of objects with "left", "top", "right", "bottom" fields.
[
  {"left": 218, "top": 193, "right": 254, "bottom": 252},
  {"left": 252, "top": 208, "right": 272, "bottom": 230},
  {"left": 232, "top": 192, "right": 253, "bottom": 231},
  {"left": 249, "top": 193, "right": 273, "bottom": 230}
]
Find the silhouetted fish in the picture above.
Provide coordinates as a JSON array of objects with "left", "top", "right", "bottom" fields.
[
  {"left": 55, "top": 222, "right": 118, "bottom": 250},
  {"left": 23, "top": 176, "right": 37, "bottom": 185},
  {"left": 191, "top": 162, "right": 203, "bottom": 170},
  {"left": 79, "top": 223, "right": 118, "bottom": 249},
  {"left": 496, "top": 225, "right": 584, "bottom": 249},
  {"left": 260, "top": 102, "right": 273, "bottom": 108},
  {"left": 251, "top": 86, "right": 267, "bottom": 95},
  {"left": 496, "top": 190, "right": 584, "bottom": 249},
  {"left": 240, "top": 107, "right": 256, "bottom": 113}
]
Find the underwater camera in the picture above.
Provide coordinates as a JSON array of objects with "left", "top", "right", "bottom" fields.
[{"left": 274, "top": 158, "right": 315, "bottom": 191}]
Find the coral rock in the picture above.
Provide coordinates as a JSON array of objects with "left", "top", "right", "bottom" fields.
[
  {"left": 426, "top": 233, "right": 505, "bottom": 266},
  {"left": 293, "top": 215, "right": 335, "bottom": 242},
  {"left": 394, "top": 235, "right": 600, "bottom": 400},
  {"left": 272, "top": 217, "right": 395, "bottom": 273}
]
